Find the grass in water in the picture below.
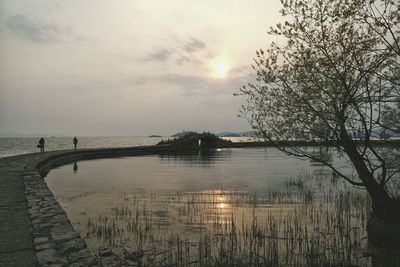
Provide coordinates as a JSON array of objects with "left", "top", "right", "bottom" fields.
[{"left": 83, "top": 172, "right": 400, "bottom": 266}]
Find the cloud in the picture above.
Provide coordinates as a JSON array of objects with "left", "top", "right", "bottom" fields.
[
  {"left": 125, "top": 72, "right": 250, "bottom": 97},
  {"left": 148, "top": 48, "right": 173, "bottom": 62},
  {"left": 159, "top": 74, "right": 246, "bottom": 96},
  {"left": 145, "top": 36, "right": 207, "bottom": 64},
  {"left": 176, "top": 55, "right": 191, "bottom": 65},
  {"left": 3, "top": 14, "right": 92, "bottom": 43},
  {"left": 183, "top": 38, "right": 206, "bottom": 53},
  {"left": 74, "top": 35, "right": 95, "bottom": 42},
  {"left": 4, "top": 14, "right": 69, "bottom": 43},
  {"left": 230, "top": 65, "right": 252, "bottom": 76}
]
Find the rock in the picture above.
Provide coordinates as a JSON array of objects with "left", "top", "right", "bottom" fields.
[
  {"left": 100, "top": 247, "right": 113, "bottom": 257},
  {"left": 69, "top": 263, "right": 85, "bottom": 267},
  {"left": 34, "top": 236, "right": 49, "bottom": 244},
  {"left": 35, "top": 242, "right": 56, "bottom": 251},
  {"left": 36, "top": 248, "right": 61, "bottom": 265},
  {"left": 67, "top": 248, "right": 93, "bottom": 263},
  {"left": 61, "top": 238, "right": 86, "bottom": 254},
  {"left": 51, "top": 225, "right": 80, "bottom": 241},
  {"left": 32, "top": 217, "right": 43, "bottom": 224}
]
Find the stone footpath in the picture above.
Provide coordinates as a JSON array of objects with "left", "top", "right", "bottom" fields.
[
  {"left": 24, "top": 172, "right": 97, "bottom": 266},
  {"left": 0, "top": 145, "right": 178, "bottom": 267},
  {"left": 0, "top": 151, "right": 99, "bottom": 267},
  {"left": 0, "top": 153, "right": 43, "bottom": 267}
]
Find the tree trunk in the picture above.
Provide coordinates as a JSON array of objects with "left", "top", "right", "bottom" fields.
[
  {"left": 338, "top": 125, "right": 400, "bottom": 247},
  {"left": 339, "top": 125, "right": 400, "bottom": 224}
]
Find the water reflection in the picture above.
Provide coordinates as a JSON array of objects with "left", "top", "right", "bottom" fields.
[
  {"left": 308, "top": 146, "right": 333, "bottom": 166},
  {"left": 158, "top": 148, "right": 232, "bottom": 167},
  {"left": 73, "top": 161, "right": 78, "bottom": 174}
]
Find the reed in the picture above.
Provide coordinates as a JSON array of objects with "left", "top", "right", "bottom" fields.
[{"left": 84, "top": 172, "right": 400, "bottom": 266}]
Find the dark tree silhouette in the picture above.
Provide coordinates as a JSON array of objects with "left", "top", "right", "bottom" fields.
[{"left": 239, "top": 0, "right": 400, "bottom": 226}]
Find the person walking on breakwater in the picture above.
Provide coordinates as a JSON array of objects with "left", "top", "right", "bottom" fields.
[
  {"left": 73, "top": 137, "right": 78, "bottom": 150},
  {"left": 38, "top": 137, "right": 45, "bottom": 153}
]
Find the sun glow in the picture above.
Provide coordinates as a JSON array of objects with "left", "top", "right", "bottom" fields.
[
  {"left": 210, "top": 56, "right": 232, "bottom": 78},
  {"left": 215, "top": 62, "right": 228, "bottom": 78}
]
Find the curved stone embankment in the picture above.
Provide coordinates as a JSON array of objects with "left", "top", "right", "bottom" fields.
[
  {"left": 23, "top": 171, "right": 96, "bottom": 266},
  {"left": 0, "top": 144, "right": 192, "bottom": 267}
]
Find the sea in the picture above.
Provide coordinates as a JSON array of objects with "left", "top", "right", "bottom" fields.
[{"left": 0, "top": 136, "right": 250, "bottom": 158}]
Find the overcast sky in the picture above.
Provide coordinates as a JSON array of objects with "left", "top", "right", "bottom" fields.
[{"left": 0, "top": 0, "right": 283, "bottom": 136}]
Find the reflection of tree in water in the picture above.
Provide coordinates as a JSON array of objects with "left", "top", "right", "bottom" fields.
[
  {"left": 305, "top": 147, "right": 338, "bottom": 180},
  {"left": 157, "top": 132, "right": 232, "bottom": 147},
  {"left": 379, "top": 148, "right": 400, "bottom": 191},
  {"left": 308, "top": 147, "right": 400, "bottom": 193},
  {"left": 308, "top": 147, "right": 333, "bottom": 166},
  {"left": 158, "top": 149, "right": 233, "bottom": 167}
]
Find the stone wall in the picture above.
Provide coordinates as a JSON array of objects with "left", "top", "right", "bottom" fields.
[{"left": 24, "top": 171, "right": 98, "bottom": 266}]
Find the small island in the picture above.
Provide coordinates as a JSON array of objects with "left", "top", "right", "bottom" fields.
[
  {"left": 158, "top": 131, "right": 232, "bottom": 147},
  {"left": 171, "top": 131, "right": 197, "bottom": 138}
]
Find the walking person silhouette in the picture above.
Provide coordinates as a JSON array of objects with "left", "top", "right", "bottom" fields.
[
  {"left": 73, "top": 137, "right": 78, "bottom": 150},
  {"left": 38, "top": 137, "right": 45, "bottom": 153}
]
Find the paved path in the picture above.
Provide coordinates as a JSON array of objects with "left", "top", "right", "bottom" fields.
[{"left": 0, "top": 153, "right": 53, "bottom": 266}]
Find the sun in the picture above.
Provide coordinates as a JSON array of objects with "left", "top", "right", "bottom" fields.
[
  {"left": 210, "top": 56, "right": 232, "bottom": 78},
  {"left": 215, "top": 62, "right": 228, "bottom": 78}
]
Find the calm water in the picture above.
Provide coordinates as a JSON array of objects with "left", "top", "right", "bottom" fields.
[
  {"left": 0, "top": 136, "right": 164, "bottom": 158},
  {"left": 43, "top": 147, "right": 379, "bottom": 266},
  {"left": 0, "top": 136, "right": 251, "bottom": 158},
  {"left": 46, "top": 148, "right": 328, "bottom": 197}
]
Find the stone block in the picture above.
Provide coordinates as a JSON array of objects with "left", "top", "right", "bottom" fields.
[
  {"left": 36, "top": 248, "right": 61, "bottom": 265},
  {"left": 34, "top": 236, "right": 49, "bottom": 244}
]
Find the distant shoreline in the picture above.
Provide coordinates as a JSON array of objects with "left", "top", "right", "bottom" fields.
[{"left": 216, "top": 140, "right": 400, "bottom": 148}]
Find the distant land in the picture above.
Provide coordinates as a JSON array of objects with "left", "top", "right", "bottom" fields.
[
  {"left": 171, "top": 131, "right": 257, "bottom": 138},
  {"left": 0, "top": 132, "right": 69, "bottom": 138},
  {"left": 217, "top": 132, "right": 241, "bottom": 137},
  {"left": 0, "top": 131, "right": 254, "bottom": 138},
  {"left": 3, "top": 130, "right": 397, "bottom": 139},
  {"left": 171, "top": 130, "right": 400, "bottom": 139},
  {"left": 369, "top": 129, "right": 400, "bottom": 138},
  {"left": 216, "top": 131, "right": 257, "bottom": 137}
]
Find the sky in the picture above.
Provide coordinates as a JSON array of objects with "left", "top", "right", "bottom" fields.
[{"left": 0, "top": 0, "right": 283, "bottom": 136}]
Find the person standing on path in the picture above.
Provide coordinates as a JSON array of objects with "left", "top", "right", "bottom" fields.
[
  {"left": 38, "top": 137, "right": 45, "bottom": 152},
  {"left": 73, "top": 137, "right": 78, "bottom": 150}
]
